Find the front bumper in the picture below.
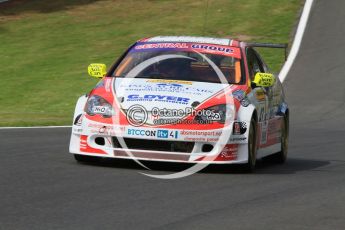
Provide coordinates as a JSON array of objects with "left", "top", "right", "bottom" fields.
[{"left": 70, "top": 122, "right": 250, "bottom": 164}]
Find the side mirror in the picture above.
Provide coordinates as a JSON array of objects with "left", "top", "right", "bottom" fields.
[
  {"left": 88, "top": 63, "right": 107, "bottom": 79},
  {"left": 252, "top": 73, "right": 276, "bottom": 88}
]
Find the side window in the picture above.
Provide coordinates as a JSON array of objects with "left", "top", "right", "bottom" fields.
[{"left": 246, "top": 48, "right": 264, "bottom": 81}]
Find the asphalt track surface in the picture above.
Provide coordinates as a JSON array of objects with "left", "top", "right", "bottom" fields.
[{"left": 1, "top": 1, "right": 345, "bottom": 229}]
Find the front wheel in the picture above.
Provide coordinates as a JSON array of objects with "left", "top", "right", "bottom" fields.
[{"left": 241, "top": 119, "right": 257, "bottom": 172}]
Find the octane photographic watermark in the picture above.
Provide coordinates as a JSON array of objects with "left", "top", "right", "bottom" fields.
[
  {"left": 108, "top": 51, "right": 235, "bottom": 179},
  {"left": 126, "top": 104, "right": 221, "bottom": 126}
]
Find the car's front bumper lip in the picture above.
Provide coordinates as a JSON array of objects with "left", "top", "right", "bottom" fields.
[
  {"left": 71, "top": 149, "right": 248, "bottom": 164},
  {"left": 70, "top": 135, "right": 249, "bottom": 164}
]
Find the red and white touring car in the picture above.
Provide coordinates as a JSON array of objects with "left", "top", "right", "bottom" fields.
[{"left": 70, "top": 36, "right": 289, "bottom": 172}]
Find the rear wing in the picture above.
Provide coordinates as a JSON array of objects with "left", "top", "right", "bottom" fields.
[{"left": 246, "top": 42, "right": 288, "bottom": 61}]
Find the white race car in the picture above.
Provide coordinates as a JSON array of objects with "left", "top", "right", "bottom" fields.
[{"left": 69, "top": 36, "right": 289, "bottom": 172}]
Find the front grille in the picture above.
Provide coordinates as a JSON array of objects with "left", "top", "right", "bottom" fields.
[{"left": 112, "top": 137, "right": 195, "bottom": 153}]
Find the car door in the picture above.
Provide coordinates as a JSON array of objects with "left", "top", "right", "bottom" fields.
[
  {"left": 256, "top": 51, "right": 284, "bottom": 148},
  {"left": 246, "top": 48, "right": 272, "bottom": 147}
]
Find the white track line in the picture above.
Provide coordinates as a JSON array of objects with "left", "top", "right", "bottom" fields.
[
  {"left": 279, "top": 0, "right": 314, "bottom": 82},
  {"left": 0, "top": 0, "right": 314, "bottom": 129}
]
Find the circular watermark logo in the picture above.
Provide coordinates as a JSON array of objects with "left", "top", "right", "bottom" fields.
[{"left": 126, "top": 104, "right": 148, "bottom": 127}]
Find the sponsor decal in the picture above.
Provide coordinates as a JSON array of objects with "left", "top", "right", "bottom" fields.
[
  {"left": 131, "top": 42, "right": 241, "bottom": 58},
  {"left": 229, "top": 122, "right": 248, "bottom": 143},
  {"left": 183, "top": 137, "right": 207, "bottom": 142},
  {"left": 204, "top": 111, "right": 222, "bottom": 121},
  {"left": 240, "top": 98, "right": 250, "bottom": 107},
  {"left": 157, "top": 130, "right": 179, "bottom": 139},
  {"left": 179, "top": 130, "right": 223, "bottom": 142},
  {"left": 205, "top": 137, "right": 219, "bottom": 142},
  {"left": 157, "top": 130, "right": 169, "bottom": 138},
  {"left": 180, "top": 130, "right": 222, "bottom": 136},
  {"left": 232, "top": 90, "right": 245, "bottom": 101},
  {"left": 233, "top": 122, "right": 247, "bottom": 135},
  {"left": 230, "top": 137, "right": 247, "bottom": 142},
  {"left": 220, "top": 144, "right": 238, "bottom": 159},
  {"left": 232, "top": 90, "right": 250, "bottom": 107},
  {"left": 72, "top": 127, "right": 83, "bottom": 134},
  {"left": 93, "top": 106, "right": 113, "bottom": 115},
  {"left": 127, "top": 128, "right": 178, "bottom": 139},
  {"left": 87, "top": 124, "right": 125, "bottom": 136},
  {"left": 182, "top": 136, "right": 220, "bottom": 142},
  {"left": 127, "top": 94, "right": 190, "bottom": 104},
  {"left": 119, "top": 82, "right": 213, "bottom": 95},
  {"left": 260, "top": 121, "right": 268, "bottom": 144},
  {"left": 191, "top": 44, "right": 234, "bottom": 55},
  {"left": 135, "top": 43, "right": 189, "bottom": 50},
  {"left": 258, "top": 107, "right": 268, "bottom": 122},
  {"left": 88, "top": 64, "right": 106, "bottom": 79},
  {"left": 127, "top": 128, "right": 157, "bottom": 137},
  {"left": 98, "top": 125, "right": 123, "bottom": 134},
  {"left": 146, "top": 79, "right": 193, "bottom": 85},
  {"left": 156, "top": 83, "right": 183, "bottom": 88},
  {"left": 255, "top": 73, "right": 275, "bottom": 87},
  {"left": 268, "top": 118, "right": 280, "bottom": 133},
  {"left": 146, "top": 36, "right": 231, "bottom": 46}
]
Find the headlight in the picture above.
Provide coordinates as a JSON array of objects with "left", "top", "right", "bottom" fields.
[
  {"left": 194, "top": 104, "right": 233, "bottom": 123},
  {"left": 85, "top": 95, "right": 114, "bottom": 118}
]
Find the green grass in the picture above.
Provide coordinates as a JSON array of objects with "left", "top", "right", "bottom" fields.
[{"left": 0, "top": 0, "right": 303, "bottom": 126}]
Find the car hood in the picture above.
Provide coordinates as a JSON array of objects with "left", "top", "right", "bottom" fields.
[
  {"left": 114, "top": 78, "right": 233, "bottom": 124},
  {"left": 114, "top": 78, "right": 230, "bottom": 110}
]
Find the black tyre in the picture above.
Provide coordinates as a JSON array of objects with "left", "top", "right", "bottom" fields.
[
  {"left": 241, "top": 119, "right": 257, "bottom": 172},
  {"left": 273, "top": 115, "right": 289, "bottom": 163},
  {"left": 74, "top": 154, "right": 101, "bottom": 163}
]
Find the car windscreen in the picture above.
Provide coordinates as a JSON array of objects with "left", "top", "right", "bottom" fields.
[{"left": 112, "top": 42, "right": 243, "bottom": 84}]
